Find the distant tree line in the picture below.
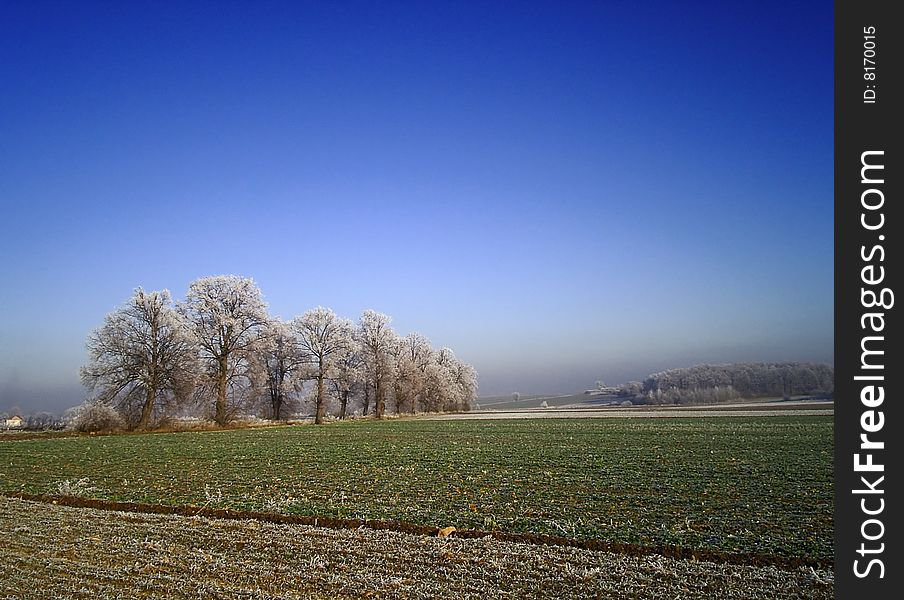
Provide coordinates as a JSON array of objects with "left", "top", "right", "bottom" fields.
[
  {"left": 0, "top": 411, "right": 66, "bottom": 431},
  {"left": 79, "top": 275, "right": 478, "bottom": 430},
  {"left": 616, "top": 362, "right": 834, "bottom": 405}
]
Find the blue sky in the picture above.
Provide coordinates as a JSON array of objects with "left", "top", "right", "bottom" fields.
[{"left": 0, "top": 1, "right": 833, "bottom": 412}]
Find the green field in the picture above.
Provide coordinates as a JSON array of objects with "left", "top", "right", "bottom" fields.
[
  {"left": 0, "top": 416, "right": 833, "bottom": 560},
  {"left": 477, "top": 392, "right": 598, "bottom": 409}
]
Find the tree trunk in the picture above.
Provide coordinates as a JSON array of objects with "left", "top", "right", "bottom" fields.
[
  {"left": 216, "top": 355, "right": 229, "bottom": 426},
  {"left": 375, "top": 380, "right": 385, "bottom": 419},
  {"left": 272, "top": 394, "right": 283, "bottom": 421},
  {"left": 362, "top": 385, "right": 370, "bottom": 416},
  {"left": 315, "top": 373, "right": 325, "bottom": 425},
  {"left": 138, "top": 385, "right": 155, "bottom": 430},
  {"left": 393, "top": 382, "right": 402, "bottom": 414},
  {"left": 138, "top": 318, "right": 159, "bottom": 430},
  {"left": 339, "top": 390, "right": 349, "bottom": 419}
]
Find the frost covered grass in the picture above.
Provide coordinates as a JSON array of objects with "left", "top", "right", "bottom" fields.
[
  {"left": 0, "top": 497, "right": 833, "bottom": 599},
  {"left": 54, "top": 477, "right": 96, "bottom": 497},
  {"left": 0, "top": 416, "right": 833, "bottom": 560}
]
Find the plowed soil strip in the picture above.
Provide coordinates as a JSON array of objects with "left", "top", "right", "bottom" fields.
[{"left": 3, "top": 491, "right": 828, "bottom": 570}]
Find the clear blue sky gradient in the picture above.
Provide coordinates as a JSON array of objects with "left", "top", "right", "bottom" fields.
[{"left": 0, "top": 1, "right": 833, "bottom": 412}]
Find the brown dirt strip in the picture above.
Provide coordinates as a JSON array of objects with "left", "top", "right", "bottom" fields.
[{"left": 2, "top": 491, "right": 829, "bottom": 571}]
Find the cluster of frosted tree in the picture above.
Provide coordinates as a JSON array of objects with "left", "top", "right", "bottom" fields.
[
  {"left": 80, "top": 276, "right": 477, "bottom": 429},
  {"left": 635, "top": 362, "right": 834, "bottom": 405}
]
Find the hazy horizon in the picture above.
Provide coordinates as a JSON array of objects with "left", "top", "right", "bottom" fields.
[{"left": 0, "top": 2, "right": 833, "bottom": 415}]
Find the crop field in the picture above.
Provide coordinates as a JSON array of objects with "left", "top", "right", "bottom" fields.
[
  {"left": 0, "top": 496, "right": 833, "bottom": 599},
  {"left": 0, "top": 416, "right": 832, "bottom": 563}
]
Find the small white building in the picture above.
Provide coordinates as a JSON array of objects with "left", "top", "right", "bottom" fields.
[{"left": 4, "top": 415, "right": 24, "bottom": 428}]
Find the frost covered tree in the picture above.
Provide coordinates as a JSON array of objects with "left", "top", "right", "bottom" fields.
[
  {"left": 181, "top": 276, "right": 269, "bottom": 425},
  {"left": 253, "top": 318, "right": 308, "bottom": 420},
  {"left": 84, "top": 278, "right": 479, "bottom": 424},
  {"left": 642, "top": 362, "right": 834, "bottom": 401},
  {"left": 292, "top": 307, "right": 355, "bottom": 424},
  {"left": 65, "top": 401, "right": 126, "bottom": 432},
  {"left": 432, "top": 347, "right": 477, "bottom": 412},
  {"left": 26, "top": 412, "right": 64, "bottom": 431},
  {"left": 330, "top": 338, "right": 364, "bottom": 419},
  {"left": 617, "top": 381, "right": 644, "bottom": 398},
  {"left": 448, "top": 356, "right": 478, "bottom": 412},
  {"left": 357, "top": 310, "right": 397, "bottom": 419},
  {"left": 393, "top": 333, "right": 434, "bottom": 413},
  {"left": 81, "top": 288, "right": 197, "bottom": 429},
  {"left": 425, "top": 347, "right": 457, "bottom": 412}
]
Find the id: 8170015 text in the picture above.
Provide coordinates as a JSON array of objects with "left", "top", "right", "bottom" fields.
[{"left": 863, "top": 26, "right": 878, "bottom": 104}]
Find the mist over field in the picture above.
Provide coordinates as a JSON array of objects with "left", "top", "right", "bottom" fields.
[
  {"left": 0, "top": 327, "right": 835, "bottom": 415},
  {"left": 0, "top": 348, "right": 835, "bottom": 415}
]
